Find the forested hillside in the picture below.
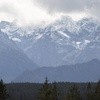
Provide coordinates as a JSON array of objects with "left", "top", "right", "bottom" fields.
[{"left": 0, "top": 79, "right": 99, "bottom": 100}]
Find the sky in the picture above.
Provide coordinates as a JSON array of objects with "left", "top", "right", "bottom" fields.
[{"left": 0, "top": 0, "right": 100, "bottom": 26}]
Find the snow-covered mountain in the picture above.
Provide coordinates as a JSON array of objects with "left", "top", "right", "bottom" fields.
[
  {"left": 0, "top": 16, "right": 100, "bottom": 66},
  {"left": 0, "top": 30, "right": 37, "bottom": 82},
  {"left": 14, "top": 59, "right": 100, "bottom": 83}
]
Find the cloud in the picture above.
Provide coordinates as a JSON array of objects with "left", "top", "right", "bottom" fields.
[
  {"left": 86, "top": 0, "right": 100, "bottom": 20},
  {"left": 0, "top": 0, "right": 100, "bottom": 25},
  {"left": 34, "top": 0, "right": 100, "bottom": 21},
  {"left": 0, "top": 0, "right": 57, "bottom": 26},
  {"left": 34, "top": 0, "right": 91, "bottom": 13}
]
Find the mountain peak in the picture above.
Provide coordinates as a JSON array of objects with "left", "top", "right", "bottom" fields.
[{"left": 1, "top": 17, "right": 100, "bottom": 66}]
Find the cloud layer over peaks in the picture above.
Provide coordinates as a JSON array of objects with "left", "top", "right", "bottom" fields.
[{"left": 0, "top": 0, "right": 100, "bottom": 25}]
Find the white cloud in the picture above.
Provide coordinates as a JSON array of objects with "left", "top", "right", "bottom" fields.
[
  {"left": 35, "top": 0, "right": 90, "bottom": 13},
  {"left": 86, "top": 0, "right": 100, "bottom": 20},
  {"left": 0, "top": 0, "right": 100, "bottom": 25},
  {"left": 0, "top": 0, "right": 58, "bottom": 26},
  {"left": 33, "top": 0, "right": 100, "bottom": 21}
]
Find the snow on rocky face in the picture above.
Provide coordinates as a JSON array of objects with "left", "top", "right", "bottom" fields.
[{"left": 0, "top": 16, "right": 100, "bottom": 66}]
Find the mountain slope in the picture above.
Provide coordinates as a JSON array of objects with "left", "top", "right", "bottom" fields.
[
  {"left": 0, "top": 30, "right": 37, "bottom": 82},
  {"left": 14, "top": 59, "right": 100, "bottom": 83},
  {"left": 1, "top": 17, "right": 100, "bottom": 66}
]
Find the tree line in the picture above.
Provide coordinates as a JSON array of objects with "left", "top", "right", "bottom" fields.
[
  {"left": 0, "top": 78, "right": 100, "bottom": 100},
  {"left": 38, "top": 78, "right": 100, "bottom": 100}
]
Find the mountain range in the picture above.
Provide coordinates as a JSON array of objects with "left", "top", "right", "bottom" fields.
[
  {"left": 0, "top": 16, "right": 100, "bottom": 82},
  {"left": 14, "top": 59, "right": 100, "bottom": 83},
  {"left": 1, "top": 16, "right": 100, "bottom": 67}
]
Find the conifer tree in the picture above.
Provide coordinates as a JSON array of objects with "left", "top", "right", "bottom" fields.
[
  {"left": 94, "top": 80, "right": 100, "bottom": 100},
  {"left": 86, "top": 82, "right": 94, "bottom": 100},
  {"left": 51, "top": 82, "right": 58, "bottom": 100},
  {"left": 65, "top": 84, "right": 81, "bottom": 100},
  {"left": 0, "top": 79, "right": 8, "bottom": 100},
  {"left": 38, "top": 77, "right": 52, "bottom": 100}
]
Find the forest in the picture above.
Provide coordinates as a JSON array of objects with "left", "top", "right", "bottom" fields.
[{"left": 0, "top": 78, "right": 100, "bottom": 100}]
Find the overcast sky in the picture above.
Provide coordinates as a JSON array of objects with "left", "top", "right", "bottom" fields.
[{"left": 0, "top": 0, "right": 100, "bottom": 26}]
